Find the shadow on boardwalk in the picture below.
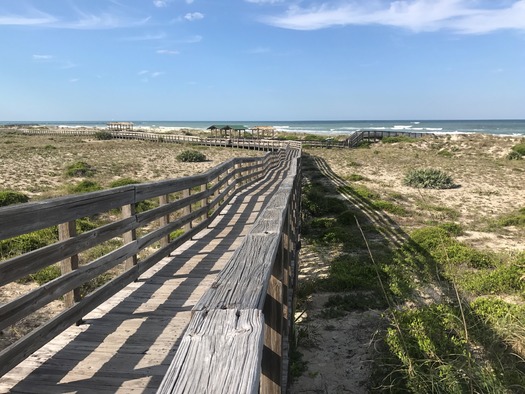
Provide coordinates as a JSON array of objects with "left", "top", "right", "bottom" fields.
[{"left": 2, "top": 162, "right": 291, "bottom": 394}]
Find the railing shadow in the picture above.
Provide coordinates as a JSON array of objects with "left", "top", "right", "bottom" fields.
[
  {"left": 7, "top": 158, "right": 292, "bottom": 393},
  {"left": 301, "top": 152, "right": 525, "bottom": 391}
]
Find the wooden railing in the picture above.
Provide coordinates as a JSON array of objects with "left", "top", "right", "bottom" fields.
[
  {"left": 13, "top": 128, "right": 301, "bottom": 151},
  {"left": 345, "top": 130, "right": 430, "bottom": 147},
  {"left": 0, "top": 147, "right": 295, "bottom": 378},
  {"left": 157, "top": 148, "right": 302, "bottom": 393}
]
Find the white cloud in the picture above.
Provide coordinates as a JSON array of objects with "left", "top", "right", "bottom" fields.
[
  {"left": 157, "top": 49, "right": 180, "bottom": 55},
  {"left": 138, "top": 70, "right": 150, "bottom": 75},
  {"left": 184, "top": 12, "right": 204, "bottom": 21},
  {"left": 151, "top": 72, "right": 164, "bottom": 78},
  {"left": 153, "top": 0, "right": 168, "bottom": 7},
  {"left": 122, "top": 32, "right": 166, "bottom": 41},
  {"left": 0, "top": 6, "right": 150, "bottom": 29},
  {"left": 245, "top": 0, "right": 285, "bottom": 4},
  {"left": 33, "top": 54, "right": 54, "bottom": 61},
  {"left": 69, "top": 78, "right": 79, "bottom": 83},
  {"left": 185, "top": 0, "right": 195, "bottom": 4},
  {"left": 260, "top": 0, "right": 525, "bottom": 34}
]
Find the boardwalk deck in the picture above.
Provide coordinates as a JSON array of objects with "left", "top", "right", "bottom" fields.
[{"left": 0, "top": 162, "right": 290, "bottom": 394}]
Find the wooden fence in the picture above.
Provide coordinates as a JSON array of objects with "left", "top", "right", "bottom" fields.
[
  {"left": 14, "top": 128, "right": 301, "bottom": 151},
  {"left": 157, "top": 148, "right": 302, "bottom": 393},
  {"left": 0, "top": 146, "right": 297, "bottom": 381}
]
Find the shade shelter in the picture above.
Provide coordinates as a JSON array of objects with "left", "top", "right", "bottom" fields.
[
  {"left": 207, "top": 124, "right": 248, "bottom": 139},
  {"left": 107, "top": 122, "right": 134, "bottom": 131},
  {"left": 251, "top": 126, "right": 275, "bottom": 139}
]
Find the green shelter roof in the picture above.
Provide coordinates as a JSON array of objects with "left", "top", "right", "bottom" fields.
[{"left": 207, "top": 124, "right": 247, "bottom": 131}]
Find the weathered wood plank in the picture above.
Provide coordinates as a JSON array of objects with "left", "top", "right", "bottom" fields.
[
  {"left": 157, "top": 309, "right": 264, "bottom": 394},
  {"left": 0, "top": 187, "right": 135, "bottom": 240},
  {"left": 0, "top": 217, "right": 136, "bottom": 286}
]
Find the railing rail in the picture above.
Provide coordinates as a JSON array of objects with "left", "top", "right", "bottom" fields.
[
  {"left": 0, "top": 147, "right": 294, "bottom": 378},
  {"left": 157, "top": 148, "right": 302, "bottom": 393},
  {"left": 12, "top": 128, "right": 302, "bottom": 151}
]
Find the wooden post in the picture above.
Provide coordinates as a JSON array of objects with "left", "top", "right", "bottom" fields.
[
  {"left": 200, "top": 183, "right": 208, "bottom": 221},
  {"left": 159, "top": 195, "right": 170, "bottom": 247},
  {"left": 122, "top": 203, "right": 137, "bottom": 270},
  {"left": 183, "top": 188, "right": 192, "bottom": 231},
  {"left": 58, "top": 221, "right": 81, "bottom": 309}
]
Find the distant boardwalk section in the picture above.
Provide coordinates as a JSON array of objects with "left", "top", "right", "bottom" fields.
[{"left": 107, "top": 121, "right": 134, "bottom": 131}]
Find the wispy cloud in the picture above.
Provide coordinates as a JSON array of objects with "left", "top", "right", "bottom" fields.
[
  {"left": 153, "top": 0, "right": 168, "bottom": 7},
  {"left": 184, "top": 12, "right": 204, "bottom": 21},
  {"left": 157, "top": 49, "right": 180, "bottom": 55},
  {"left": 259, "top": 0, "right": 525, "bottom": 34},
  {"left": 245, "top": 0, "right": 285, "bottom": 4},
  {"left": 0, "top": 5, "right": 150, "bottom": 29},
  {"left": 138, "top": 70, "right": 164, "bottom": 82},
  {"left": 69, "top": 78, "right": 79, "bottom": 83},
  {"left": 121, "top": 32, "right": 166, "bottom": 41},
  {"left": 33, "top": 54, "right": 54, "bottom": 61}
]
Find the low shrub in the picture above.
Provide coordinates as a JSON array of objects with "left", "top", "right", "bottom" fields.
[
  {"left": 29, "top": 265, "right": 62, "bottom": 285},
  {"left": 511, "top": 142, "right": 525, "bottom": 156},
  {"left": 68, "top": 180, "right": 102, "bottom": 194},
  {"left": 382, "top": 136, "right": 417, "bottom": 143},
  {"left": 1, "top": 227, "right": 58, "bottom": 260},
  {"left": 0, "top": 190, "right": 29, "bottom": 207},
  {"left": 497, "top": 207, "right": 525, "bottom": 227},
  {"left": 65, "top": 161, "right": 95, "bottom": 177},
  {"left": 176, "top": 150, "right": 206, "bottom": 162},
  {"left": 94, "top": 131, "right": 113, "bottom": 140},
  {"left": 404, "top": 168, "right": 455, "bottom": 189},
  {"left": 507, "top": 150, "right": 522, "bottom": 160},
  {"left": 109, "top": 178, "right": 141, "bottom": 188}
]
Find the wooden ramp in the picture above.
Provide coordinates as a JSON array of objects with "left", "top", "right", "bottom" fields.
[{"left": 0, "top": 164, "right": 290, "bottom": 394}]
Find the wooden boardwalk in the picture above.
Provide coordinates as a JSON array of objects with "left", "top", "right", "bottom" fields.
[{"left": 0, "top": 161, "right": 291, "bottom": 394}]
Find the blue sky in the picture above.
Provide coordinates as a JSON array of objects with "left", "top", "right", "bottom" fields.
[{"left": 1, "top": 0, "right": 525, "bottom": 121}]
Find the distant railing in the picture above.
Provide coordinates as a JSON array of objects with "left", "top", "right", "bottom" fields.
[
  {"left": 13, "top": 128, "right": 302, "bottom": 151},
  {"left": 0, "top": 147, "right": 293, "bottom": 377},
  {"left": 158, "top": 148, "right": 302, "bottom": 393}
]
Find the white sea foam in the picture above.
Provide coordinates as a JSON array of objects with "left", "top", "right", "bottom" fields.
[{"left": 392, "top": 125, "right": 413, "bottom": 130}]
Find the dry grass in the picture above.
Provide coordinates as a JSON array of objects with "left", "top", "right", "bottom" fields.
[
  {"left": 0, "top": 132, "right": 263, "bottom": 199},
  {"left": 310, "top": 133, "right": 525, "bottom": 249}
]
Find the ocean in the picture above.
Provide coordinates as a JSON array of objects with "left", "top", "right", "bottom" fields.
[{"left": 2, "top": 120, "right": 525, "bottom": 137}]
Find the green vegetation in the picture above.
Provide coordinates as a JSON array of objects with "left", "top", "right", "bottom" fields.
[
  {"left": 109, "top": 177, "right": 141, "bottom": 188},
  {"left": 382, "top": 136, "right": 418, "bottom": 143},
  {"left": 0, "top": 227, "right": 58, "bottom": 260},
  {"left": 404, "top": 168, "right": 456, "bottom": 189},
  {"left": 176, "top": 149, "right": 207, "bottom": 162},
  {"left": 94, "top": 131, "right": 113, "bottom": 140},
  {"left": 0, "top": 190, "right": 29, "bottom": 207},
  {"left": 507, "top": 150, "right": 522, "bottom": 160},
  {"left": 65, "top": 161, "right": 96, "bottom": 177},
  {"left": 511, "top": 142, "right": 525, "bottom": 156},
  {"left": 68, "top": 180, "right": 102, "bottom": 194},
  {"left": 296, "top": 151, "right": 525, "bottom": 392}
]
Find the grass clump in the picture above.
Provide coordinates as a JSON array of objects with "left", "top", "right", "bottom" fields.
[
  {"left": 109, "top": 178, "right": 141, "bottom": 188},
  {"left": 1, "top": 227, "right": 58, "bottom": 260},
  {"left": 496, "top": 207, "right": 525, "bottom": 228},
  {"left": 0, "top": 190, "right": 29, "bottom": 207},
  {"left": 511, "top": 142, "right": 525, "bottom": 156},
  {"left": 382, "top": 136, "right": 417, "bottom": 143},
  {"left": 94, "top": 131, "right": 113, "bottom": 140},
  {"left": 507, "top": 150, "right": 522, "bottom": 160},
  {"left": 176, "top": 149, "right": 206, "bottom": 162},
  {"left": 404, "top": 168, "right": 455, "bottom": 189},
  {"left": 68, "top": 180, "right": 102, "bottom": 194},
  {"left": 65, "top": 161, "right": 95, "bottom": 177}
]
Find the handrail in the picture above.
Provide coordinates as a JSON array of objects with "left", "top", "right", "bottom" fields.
[
  {"left": 12, "top": 128, "right": 301, "bottom": 151},
  {"left": 0, "top": 148, "right": 292, "bottom": 377},
  {"left": 157, "top": 147, "right": 302, "bottom": 393}
]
